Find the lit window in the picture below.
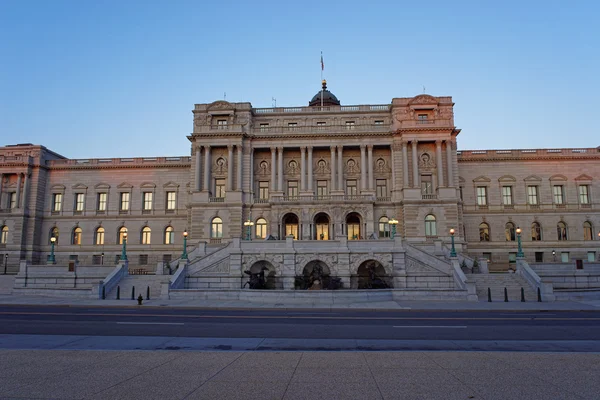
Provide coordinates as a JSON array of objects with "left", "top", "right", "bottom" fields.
[
  {"left": 166, "top": 191, "right": 176, "bottom": 210},
  {"left": 143, "top": 192, "right": 153, "bottom": 211},
  {"left": 164, "top": 226, "right": 174, "bottom": 244},
  {"left": 52, "top": 193, "right": 62, "bottom": 212},
  {"left": 531, "top": 222, "right": 542, "bottom": 241},
  {"left": 583, "top": 221, "right": 593, "bottom": 241},
  {"left": 527, "top": 186, "right": 539, "bottom": 205},
  {"left": 553, "top": 185, "right": 564, "bottom": 204},
  {"left": 379, "top": 217, "right": 390, "bottom": 238},
  {"left": 75, "top": 193, "right": 85, "bottom": 212},
  {"left": 142, "top": 226, "right": 151, "bottom": 245},
  {"left": 317, "top": 180, "right": 328, "bottom": 198},
  {"left": 505, "top": 222, "right": 516, "bottom": 242},
  {"left": 95, "top": 227, "right": 105, "bottom": 245},
  {"left": 346, "top": 180, "right": 357, "bottom": 197},
  {"left": 476, "top": 186, "right": 487, "bottom": 206},
  {"left": 479, "top": 223, "right": 490, "bottom": 242},
  {"left": 259, "top": 181, "right": 269, "bottom": 200},
  {"left": 118, "top": 227, "right": 128, "bottom": 244},
  {"left": 425, "top": 214, "right": 437, "bottom": 236},
  {"left": 9, "top": 192, "right": 17, "bottom": 209},
  {"left": 579, "top": 185, "right": 590, "bottom": 204},
  {"left": 120, "top": 192, "right": 130, "bottom": 211},
  {"left": 287, "top": 181, "right": 298, "bottom": 199},
  {"left": 256, "top": 218, "right": 267, "bottom": 239},
  {"left": 557, "top": 222, "right": 568, "bottom": 241},
  {"left": 72, "top": 227, "right": 82, "bottom": 245},
  {"left": 97, "top": 193, "right": 107, "bottom": 211},
  {"left": 50, "top": 227, "right": 59, "bottom": 244},
  {"left": 211, "top": 217, "right": 223, "bottom": 238},
  {"left": 502, "top": 186, "right": 513, "bottom": 205},
  {"left": 0, "top": 226, "right": 8, "bottom": 244},
  {"left": 215, "top": 179, "right": 226, "bottom": 198},
  {"left": 421, "top": 176, "right": 433, "bottom": 195}
]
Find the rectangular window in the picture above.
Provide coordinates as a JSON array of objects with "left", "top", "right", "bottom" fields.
[
  {"left": 502, "top": 186, "right": 513, "bottom": 205},
  {"left": 476, "top": 186, "right": 487, "bottom": 206},
  {"left": 527, "top": 185, "right": 539, "bottom": 205},
  {"left": 535, "top": 252, "right": 544, "bottom": 262},
  {"left": 216, "top": 119, "right": 227, "bottom": 129},
  {"left": 120, "top": 192, "right": 130, "bottom": 211},
  {"left": 288, "top": 122, "right": 298, "bottom": 131},
  {"left": 139, "top": 254, "right": 148, "bottom": 265},
  {"left": 166, "top": 191, "right": 176, "bottom": 210},
  {"left": 92, "top": 255, "right": 102, "bottom": 265},
  {"left": 215, "top": 179, "right": 226, "bottom": 198},
  {"left": 579, "top": 185, "right": 590, "bottom": 204},
  {"left": 561, "top": 252, "right": 569, "bottom": 263},
  {"left": 287, "top": 181, "right": 298, "bottom": 198},
  {"left": 259, "top": 123, "right": 269, "bottom": 132},
  {"left": 143, "top": 192, "right": 153, "bottom": 211},
  {"left": 317, "top": 180, "right": 328, "bottom": 198},
  {"left": 376, "top": 179, "right": 387, "bottom": 198},
  {"left": 75, "top": 193, "right": 85, "bottom": 212},
  {"left": 346, "top": 180, "right": 357, "bottom": 197},
  {"left": 374, "top": 120, "right": 384, "bottom": 125},
  {"left": 553, "top": 185, "right": 564, "bottom": 204},
  {"left": 587, "top": 252, "right": 596, "bottom": 262},
  {"left": 421, "top": 176, "right": 433, "bottom": 195},
  {"left": 97, "top": 193, "right": 107, "bottom": 212},
  {"left": 417, "top": 114, "right": 428, "bottom": 123},
  {"left": 345, "top": 121, "right": 355, "bottom": 130},
  {"left": 459, "top": 187, "right": 463, "bottom": 201},
  {"left": 52, "top": 193, "right": 62, "bottom": 212},
  {"left": 9, "top": 192, "right": 17, "bottom": 209},
  {"left": 258, "top": 181, "right": 269, "bottom": 200},
  {"left": 316, "top": 122, "right": 326, "bottom": 130}
]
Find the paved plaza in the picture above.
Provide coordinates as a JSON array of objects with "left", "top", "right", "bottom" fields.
[{"left": 1, "top": 349, "right": 599, "bottom": 399}]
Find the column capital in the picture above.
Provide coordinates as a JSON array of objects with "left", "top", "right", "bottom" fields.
[
  {"left": 270, "top": 146, "right": 276, "bottom": 152},
  {"left": 277, "top": 146, "right": 284, "bottom": 151},
  {"left": 435, "top": 139, "right": 443, "bottom": 146},
  {"left": 330, "top": 146, "right": 336, "bottom": 153},
  {"left": 227, "top": 145, "right": 234, "bottom": 151},
  {"left": 367, "top": 145, "right": 374, "bottom": 151},
  {"left": 300, "top": 146, "right": 306, "bottom": 153},
  {"left": 307, "top": 145, "right": 313, "bottom": 151},
  {"left": 204, "top": 144, "right": 211, "bottom": 150},
  {"left": 336, "top": 145, "right": 343, "bottom": 151},
  {"left": 360, "top": 144, "right": 366, "bottom": 150},
  {"left": 402, "top": 141, "right": 408, "bottom": 148},
  {"left": 411, "top": 139, "right": 419, "bottom": 144}
]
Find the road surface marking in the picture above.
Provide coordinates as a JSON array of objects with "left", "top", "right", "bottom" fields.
[
  {"left": 393, "top": 326, "right": 467, "bottom": 329},
  {"left": 116, "top": 322, "right": 185, "bottom": 325}
]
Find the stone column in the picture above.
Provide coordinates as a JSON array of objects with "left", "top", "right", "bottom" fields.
[
  {"left": 330, "top": 146, "right": 336, "bottom": 191},
  {"left": 402, "top": 141, "right": 409, "bottom": 188},
  {"left": 300, "top": 147, "right": 306, "bottom": 191},
  {"left": 390, "top": 145, "right": 396, "bottom": 193},
  {"left": 270, "top": 146, "right": 277, "bottom": 192},
  {"left": 227, "top": 145, "right": 233, "bottom": 191},
  {"left": 367, "top": 145, "right": 374, "bottom": 190},
  {"left": 236, "top": 144, "right": 243, "bottom": 191},
  {"left": 277, "top": 147, "right": 284, "bottom": 192},
  {"left": 337, "top": 145, "right": 343, "bottom": 192},
  {"left": 249, "top": 147, "right": 254, "bottom": 194},
  {"left": 22, "top": 172, "right": 29, "bottom": 210},
  {"left": 411, "top": 140, "right": 419, "bottom": 188},
  {"left": 360, "top": 145, "right": 366, "bottom": 191},
  {"left": 0, "top": 173, "right": 3, "bottom": 208},
  {"left": 446, "top": 140, "right": 453, "bottom": 187},
  {"left": 203, "top": 146, "right": 211, "bottom": 193},
  {"left": 436, "top": 140, "right": 443, "bottom": 187},
  {"left": 194, "top": 146, "right": 201, "bottom": 191},
  {"left": 16, "top": 173, "right": 22, "bottom": 208},
  {"left": 307, "top": 146, "right": 313, "bottom": 192}
]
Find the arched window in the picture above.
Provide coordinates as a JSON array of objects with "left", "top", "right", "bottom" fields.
[
  {"left": 255, "top": 218, "right": 267, "bottom": 239},
  {"left": 531, "top": 222, "right": 542, "bottom": 241},
  {"left": 378, "top": 217, "right": 390, "bottom": 238},
  {"left": 425, "top": 214, "right": 437, "bottom": 236},
  {"left": 72, "top": 227, "right": 82, "bottom": 245},
  {"left": 557, "top": 222, "right": 568, "bottom": 241},
  {"left": 0, "top": 226, "right": 8, "bottom": 244},
  {"left": 211, "top": 217, "right": 223, "bottom": 238},
  {"left": 164, "top": 226, "right": 174, "bottom": 244},
  {"left": 583, "top": 221, "right": 593, "bottom": 241},
  {"left": 479, "top": 223, "right": 490, "bottom": 242},
  {"left": 118, "top": 227, "right": 128, "bottom": 244},
  {"left": 505, "top": 222, "right": 516, "bottom": 242},
  {"left": 141, "top": 226, "right": 151, "bottom": 245},
  {"left": 50, "top": 227, "right": 59, "bottom": 245},
  {"left": 95, "top": 227, "right": 105, "bottom": 245}
]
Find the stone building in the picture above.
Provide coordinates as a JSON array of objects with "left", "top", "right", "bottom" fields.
[{"left": 1, "top": 82, "right": 599, "bottom": 278}]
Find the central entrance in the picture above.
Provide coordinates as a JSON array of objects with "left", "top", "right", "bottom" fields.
[
  {"left": 283, "top": 213, "right": 299, "bottom": 239},
  {"left": 346, "top": 212, "right": 361, "bottom": 240},
  {"left": 314, "top": 212, "right": 330, "bottom": 240}
]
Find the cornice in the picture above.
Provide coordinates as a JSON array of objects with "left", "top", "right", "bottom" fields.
[
  {"left": 49, "top": 163, "right": 191, "bottom": 171},
  {"left": 457, "top": 155, "right": 600, "bottom": 163}
]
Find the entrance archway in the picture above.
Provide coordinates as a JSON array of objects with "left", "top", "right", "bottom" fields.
[
  {"left": 314, "top": 212, "right": 330, "bottom": 240},
  {"left": 246, "top": 260, "right": 280, "bottom": 289},
  {"left": 297, "top": 260, "right": 333, "bottom": 290},
  {"left": 346, "top": 212, "right": 361, "bottom": 240},
  {"left": 282, "top": 213, "right": 299, "bottom": 239},
  {"left": 355, "top": 260, "right": 391, "bottom": 289}
]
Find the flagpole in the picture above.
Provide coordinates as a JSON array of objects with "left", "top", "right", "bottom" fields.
[{"left": 320, "top": 51, "right": 324, "bottom": 108}]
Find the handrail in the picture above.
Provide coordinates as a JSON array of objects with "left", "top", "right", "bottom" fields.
[
  {"left": 169, "top": 263, "right": 187, "bottom": 289},
  {"left": 98, "top": 264, "right": 127, "bottom": 299}
]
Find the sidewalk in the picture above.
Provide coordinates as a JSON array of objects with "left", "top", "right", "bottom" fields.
[{"left": 0, "top": 292, "right": 599, "bottom": 311}]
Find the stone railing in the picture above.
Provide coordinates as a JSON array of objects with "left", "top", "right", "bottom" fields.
[
  {"left": 252, "top": 124, "right": 389, "bottom": 134},
  {"left": 252, "top": 104, "right": 390, "bottom": 114},
  {"left": 458, "top": 147, "right": 600, "bottom": 159},
  {"left": 516, "top": 258, "right": 555, "bottom": 301},
  {"left": 48, "top": 156, "right": 191, "bottom": 167},
  {"left": 271, "top": 194, "right": 374, "bottom": 203}
]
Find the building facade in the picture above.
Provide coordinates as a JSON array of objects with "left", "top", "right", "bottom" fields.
[{"left": 1, "top": 83, "right": 599, "bottom": 274}]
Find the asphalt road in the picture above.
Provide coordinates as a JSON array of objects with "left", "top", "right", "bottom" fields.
[{"left": 1, "top": 305, "right": 599, "bottom": 342}]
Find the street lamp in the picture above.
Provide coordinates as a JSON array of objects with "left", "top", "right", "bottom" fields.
[
  {"left": 516, "top": 226, "right": 524, "bottom": 258},
  {"left": 101, "top": 252, "right": 104, "bottom": 265},
  {"left": 49, "top": 236, "right": 56, "bottom": 264},
  {"left": 552, "top": 249, "right": 556, "bottom": 262},
  {"left": 388, "top": 218, "right": 398, "bottom": 239},
  {"left": 244, "top": 219, "right": 254, "bottom": 241},
  {"left": 181, "top": 231, "right": 188, "bottom": 260},
  {"left": 449, "top": 228, "right": 457, "bottom": 257},
  {"left": 120, "top": 232, "right": 128, "bottom": 261},
  {"left": 3, "top": 254, "right": 7, "bottom": 275}
]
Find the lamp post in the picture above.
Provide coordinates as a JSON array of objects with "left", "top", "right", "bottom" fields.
[
  {"left": 449, "top": 228, "right": 457, "bottom": 257},
  {"left": 181, "top": 231, "right": 188, "bottom": 260},
  {"left": 244, "top": 219, "right": 254, "bottom": 241},
  {"left": 516, "top": 226, "right": 524, "bottom": 258},
  {"left": 3, "top": 254, "right": 7, "bottom": 275},
  {"left": 101, "top": 252, "right": 104, "bottom": 265},
  {"left": 120, "top": 232, "right": 128, "bottom": 261},
  {"left": 389, "top": 218, "right": 398, "bottom": 239},
  {"left": 552, "top": 249, "right": 556, "bottom": 262},
  {"left": 49, "top": 236, "right": 56, "bottom": 264}
]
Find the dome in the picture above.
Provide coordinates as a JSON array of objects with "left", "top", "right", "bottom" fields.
[{"left": 309, "top": 80, "right": 340, "bottom": 107}]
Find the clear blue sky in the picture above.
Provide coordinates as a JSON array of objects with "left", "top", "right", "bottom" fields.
[{"left": 1, "top": 0, "right": 598, "bottom": 158}]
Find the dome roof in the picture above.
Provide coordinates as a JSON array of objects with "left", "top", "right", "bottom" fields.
[{"left": 309, "top": 80, "right": 340, "bottom": 107}]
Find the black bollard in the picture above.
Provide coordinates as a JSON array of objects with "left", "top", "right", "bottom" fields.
[
  {"left": 487, "top": 287, "right": 492, "bottom": 302},
  {"left": 504, "top": 287, "right": 508, "bottom": 302},
  {"left": 131, "top": 286, "right": 135, "bottom": 300},
  {"left": 102, "top": 286, "right": 106, "bottom": 300},
  {"left": 521, "top": 287, "right": 525, "bottom": 302},
  {"left": 116, "top": 286, "right": 120, "bottom": 300},
  {"left": 146, "top": 286, "right": 150, "bottom": 300},
  {"left": 137, "top": 294, "right": 143, "bottom": 305},
  {"left": 537, "top": 287, "right": 542, "bottom": 302}
]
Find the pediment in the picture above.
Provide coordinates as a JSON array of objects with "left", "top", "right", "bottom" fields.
[
  {"left": 549, "top": 174, "right": 568, "bottom": 181},
  {"left": 117, "top": 182, "right": 133, "bottom": 189},
  {"left": 50, "top": 184, "right": 66, "bottom": 191},
  {"left": 575, "top": 174, "right": 593, "bottom": 181},
  {"left": 498, "top": 175, "right": 516, "bottom": 183},
  {"left": 163, "top": 181, "right": 180, "bottom": 189},
  {"left": 408, "top": 94, "right": 438, "bottom": 106},
  {"left": 71, "top": 183, "right": 88, "bottom": 190},
  {"left": 207, "top": 100, "right": 234, "bottom": 111},
  {"left": 523, "top": 175, "right": 542, "bottom": 182},
  {"left": 140, "top": 182, "right": 156, "bottom": 189},
  {"left": 94, "top": 183, "right": 111, "bottom": 190},
  {"left": 472, "top": 176, "right": 491, "bottom": 183}
]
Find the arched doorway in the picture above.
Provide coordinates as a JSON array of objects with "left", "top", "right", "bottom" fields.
[
  {"left": 283, "top": 213, "right": 299, "bottom": 239},
  {"left": 346, "top": 212, "right": 361, "bottom": 240},
  {"left": 355, "top": 260, "right": 391, "bottom": 289},
  {"left": 297, "top": 260, "right": 337, "bottom": 290},
  {"left": 244, "top": 261, "right": 279, "bottom": 289},
  {"left": 314, "top": 212, "right": 330, "bottom": 240}
]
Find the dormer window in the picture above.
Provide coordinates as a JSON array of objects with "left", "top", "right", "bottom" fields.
[
  {"left": 260, "top": 123, "right": 269, "bottom": 132},
  {"left": 288, "top": 122, "right": 298, "bottom": 131},
  {"left": 217, "top": 119, "right": 227, "bottom": 130},
  {"left": 417, "top": 114, "right": 428, "bottom": 124},
  {"left": 316, "top": 122, "right": 326, "bottom": 130},
  {"left": 345, "top": 121, "right": 355, "bottom": 130}
]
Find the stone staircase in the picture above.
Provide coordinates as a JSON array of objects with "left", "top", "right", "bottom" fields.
[
  {"left": 105, "top": 275, "right": 168, "bottom": 300},
  {"left": 470, "top": 273, "right": 538, "bottom": 302}
]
